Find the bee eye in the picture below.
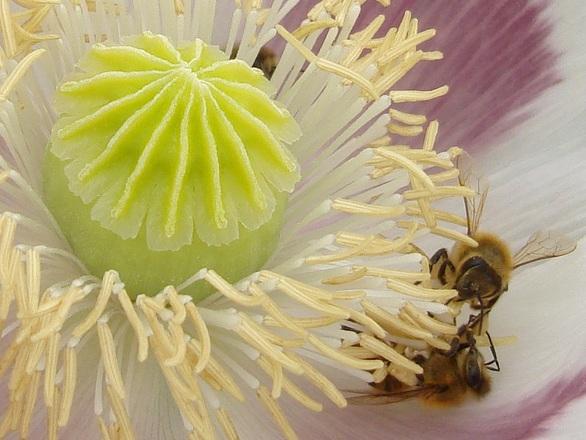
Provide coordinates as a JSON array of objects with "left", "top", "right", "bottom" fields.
[{"left": 456, "top": 277, "right": 478, "bottom": 299}]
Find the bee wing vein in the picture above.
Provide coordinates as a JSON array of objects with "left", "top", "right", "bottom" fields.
[{"left": 513, "top": 230, "right": 577, "bottom": 268}]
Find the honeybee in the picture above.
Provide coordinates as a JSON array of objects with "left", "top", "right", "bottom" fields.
[
  {"left": 230, "top": 45, "right": 279, "bottom": 79},
  {"left": 252, "top": 46, "right": 279, "bottom": 79},
  {"left": 430, "top": 152, "right": 576, "bottom": 326},
  {"left": 347, "top": 332, "right": 491, "bottom": 407}
]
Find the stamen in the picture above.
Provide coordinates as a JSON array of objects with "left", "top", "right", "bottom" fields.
[
  {"left": 71, "top": 271, "right": 116, "bottom": 341},
  {"left": 0, "top": 49, "right": 45, "bottom": 99},
  {"left": 389, "top": 86, "right": 449, "bottom": 103},
  {"left": 237, "top": 314, "right": 303, "bottom": 374},
  {"left": 106, "top": 384, "right": 134, "bottom": 439},
  {"left": 115, "top": 287, "right": 149, "bottom": 362},
  {"left": 422, "top": 51, "right": 443, "bottom": 60},
  {"left": 164, "top": 321, "right": 187, "bottom": 367},
  {"left": 204, "top": 270, "right": 264, "bottom": 307},
  {"left": 216, "top": 407, "right": 239, "bottom": 440},
  {"left": 25, "top": 324, "right": 47, "bottom": 373},
  {"left": 188, "top": 340, "right": 244, "bottom": 402},
  {"left": 305, "top": 235, "right": 376, "bottom": 264},
  {"left": 403, "top": 185, "right": 476, "bottom": 200},
  {"left": 258, "top": 385, "right": 298, "bottom": 440},
  {"left": 340, "top": 346, "right": 378, "bottom": 359},
  {"left": 275, "top": 25, "right": 378, "bottom": 100},
  {"left": 97, "top": 416, "right": 111, "bottom": 440},
  {"left": 358, "top": 266, "right": 430, "bottom": 282},
  {"left": 250, "top": 284, "right": 307, "bottom": 336},
  {"left": 20, "top": 370, "right": 40, "bottom": 439},
  {"left": 331, "top": 198, "right": 406, "bottom": 217},
  {"left": 423, "top": 120, "right": 439, "bottom": 150},
  {"left": 424, "top": 336, "right": 452, "bottom": 351},
  {"left": 396, "top": 220, "right": 477, "bottom": 247},
  {"left": 58, "top": 346, "right": 77, "bottom": 427},
  {"left": 287, "top": 352, "right": 346, "bottom": 408},
  {"left": 335, "top": 225, "right": 418, "bottom": 255},
  {"left": 164, "top": 286, "right": 187, "bottom": 325},
  {"left": 321, "top": 266, "right": 368, "bottom": 285},
  {"left": 378, "top": 29, "right": 436, "bottom": 65},
  {"left": 97, "top": 319, "right": 126, "bottom": 400},
  {"left": 386, "top": 277, "right": 456, "bottom": 301},
  {"left": 359, "top": 333, "right": 423, "bottom": 374},
  {"left": 259, "top": 355, "right": 323, "bottom": 411},
  {"left": 0, "top": 344, "right": 18, "bottom": 379},
  {"left": 308, "top": 334, "right": 383, "bottom": 371},
  {"left": 43, "top": 331, "right": 60, "bottom": 408},
  {"left": 0, "top": 0, "right": 16, "bottom": 56},
  {"left": 263, "top": 356, "right": 284, "bottom": 399},
  {"left": 340, "top": 305, "right": 386, "bottom": 338},
  {"left": 405, "top": 206, "right": 468, "bottom": 227},
  {"left": 293, "top": 18, "right": 337, "bottom": 39},
  {"left": 185, "top": 302, "right": 211, "bottom": 373},
  {"left": 262, "top": 275, "right": 348, "bottom": 319},
  {"left": 362, "top": 300, "right": 433, "bottom": 340},
  {"left": 388, "top": 365, "right": 419, "bottom": 386},
  {"left": 330, "top": 290, "right": 366, "bottom": 300},
  {"left": 402, "top": 303, "right": 458, "bottom": 335},
  {"left": 429, "top": 168, "right": 461, "bottom": 183},
  {"left": 388, "top": 108, "right": 427, "bottom": 125},
  {"left": 279, "top": 315, "right": 341, "bottom": 329},
  {"left": 48, "top": 388, "right": 59, "bottom": 440},
  {"left": 0, "top": 406, "right": 14, "bottom": 438},
  {"left": 371, "top": 364, "right": 387, "bottom": 383},
  {"left": 388, "top": 123, "right": 424, "bottom": 137}
]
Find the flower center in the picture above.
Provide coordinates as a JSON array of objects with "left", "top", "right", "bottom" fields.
[{"left": 43, "top": 32, "right": 301, "bottom": 300}]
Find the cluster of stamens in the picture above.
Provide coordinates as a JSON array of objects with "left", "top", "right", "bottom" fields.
[
  {"left": 307, "top": 117, "right": 479, "bottom": 391},
  {"left": 0, "top": 0, "right": 492, "bottom": 439}
]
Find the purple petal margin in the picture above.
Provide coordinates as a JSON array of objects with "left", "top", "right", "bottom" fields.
[
  {"left": 514, "top": 369, "right": 586, "bottom": 439},
  {"left": 290, "top": 367, "right": 586, "bottom": 440},
  {"left": 278, "top": 0, "right": 560, "bottom": 151}
]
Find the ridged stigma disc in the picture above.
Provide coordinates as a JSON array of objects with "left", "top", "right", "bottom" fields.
[{"left": 44, "top": 33, "right": 301, "bottom": 298}]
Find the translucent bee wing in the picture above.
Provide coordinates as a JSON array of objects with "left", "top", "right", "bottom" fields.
[
  {"left": 346, "top": 387, "right": 432, "bottom": 405},
  {"left": 455, "top": 152, "right": 489, "bottom": 236},
  {"left": 513, "top": 231, "right": 577, "bottom": 269}
]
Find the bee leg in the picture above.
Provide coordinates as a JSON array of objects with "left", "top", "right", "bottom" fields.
[
  {"left": 430, "top": 248, "right": 448, "bottom": 265},
  {"left": 430, "top": 248, "right": 455, "bottom": 285},
  {"left": 483, "top": 331, "right": 501, "bottom": 372},
  {"left": 457, "top": 313, "right": 480, "bottom": 341},
  {"left": 444, "top": 336, "right": 462, "bottom": 357}
]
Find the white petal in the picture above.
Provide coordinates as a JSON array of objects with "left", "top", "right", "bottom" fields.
[{"left": 477, "top": 0, "right": 586, "bottom": 245}]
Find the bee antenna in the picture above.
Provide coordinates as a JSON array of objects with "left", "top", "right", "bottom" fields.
[{"left": 474, "top": 294, "right": 486, "bottom": 336}]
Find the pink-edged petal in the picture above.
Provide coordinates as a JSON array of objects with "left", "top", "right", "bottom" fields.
[
  {"left": 278, "top": 1, "right": 560, "bottom": 151},
  {"left": 289, "top": 239, "right": 586, "bottom": 440},
  {"left": 532, "top": 396, "right": 586, "bottom": 440},
  {"left": 475, "top": 0, "right": 586, "bottom": 244}
]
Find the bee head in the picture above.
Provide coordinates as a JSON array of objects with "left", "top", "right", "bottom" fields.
[
  {"left": 457, "top": 339, "right": 491, "bottom": 397},
  {"left": 456, "top": 256, "right": 502, "bottom": 301},
  {"left": 455, "top": 275, "right": 481, "bottom": 300},
  {"left": 462, "top": 347, "right": 482, "bottom": 389}
]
